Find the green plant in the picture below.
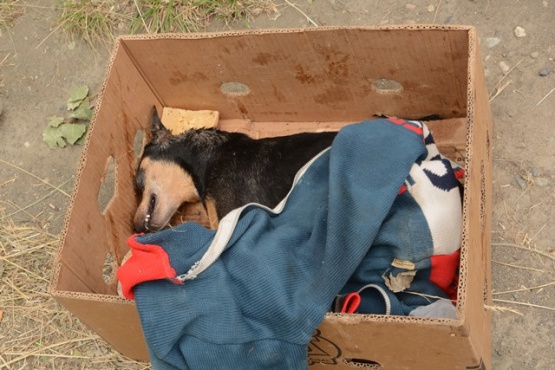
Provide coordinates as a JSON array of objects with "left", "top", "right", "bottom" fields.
[
  {"left": 130, "top": 0, "right": 276, "bottom": 34},
  {"left": 58, "top": 0, "right": 130, "bottom": 49},
  {"left": 43, "top": 85, "right": 93, "bottom": 149},
  {"left": 130, "top": 0, "right": 201, "bottom": 33}
]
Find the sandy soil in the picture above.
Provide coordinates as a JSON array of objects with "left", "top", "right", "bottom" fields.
[{"left": 0, "top": 1, "right": 554, "bottom": 369}]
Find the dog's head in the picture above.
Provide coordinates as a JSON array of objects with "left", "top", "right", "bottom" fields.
[{"left": 132, "top": 108, "right": 201, "bottom": 232}]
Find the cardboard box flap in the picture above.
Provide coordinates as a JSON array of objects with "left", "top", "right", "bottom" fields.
[{"left": 121, "top": 27, "right": 469, "bottom": 122}]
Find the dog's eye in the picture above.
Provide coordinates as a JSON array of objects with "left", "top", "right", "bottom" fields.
[{"left": 135, "top": 168, "right": 145, "bottom": 193}]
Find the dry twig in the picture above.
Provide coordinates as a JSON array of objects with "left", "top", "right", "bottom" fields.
[
  {"left": 284, "top": 0, "right": 318, "bottom": 26},
  {"left": 493, "top": 299, "right": 555, "bottom": 312},
  {"left": 492, "top": 242, "right": 555, "bottom": 262}
]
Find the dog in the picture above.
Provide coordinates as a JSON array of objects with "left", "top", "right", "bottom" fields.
[{"left": 133, "top": 107, "right": 338, "bottom": 232}]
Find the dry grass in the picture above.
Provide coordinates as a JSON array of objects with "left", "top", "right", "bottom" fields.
[
  {"left": 57, "top": 0, "right": 277, "bottom": 49},
  {"left": 57, "top": 0, "right": 133, "bottom": 50},
  {"left": 0, "top": 209, "right": 150, "bottom": 369},
  {"left": 0, "top": 0, "right": 24, "bottom": 28},
  {"left": 131, "top": 0, "right": 276, "bottom": 33}
]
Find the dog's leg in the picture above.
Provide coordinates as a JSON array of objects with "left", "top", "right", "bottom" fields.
[{"left": 205, "top": 197, "right": 219, "bottom": 230}]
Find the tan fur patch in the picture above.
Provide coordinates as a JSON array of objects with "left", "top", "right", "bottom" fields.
[{"left": 134, "top": 158, "right": 200, "bottom": 231}]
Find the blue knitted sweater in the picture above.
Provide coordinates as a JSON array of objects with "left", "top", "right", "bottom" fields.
[{"left": 119, "top": 118, "right": 461, "bottom": 369}]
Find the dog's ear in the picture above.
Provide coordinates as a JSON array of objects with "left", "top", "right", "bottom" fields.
[{"left": 150, "top": 106, "right": 172, "bottom": 146}]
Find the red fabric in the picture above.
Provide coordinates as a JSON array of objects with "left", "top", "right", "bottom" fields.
[
  {"left": 117, "top": 234, "right": 181, "bottom": 300},
  {"left": 341, "top": 293, "right": 361, "bottom": 314},
  {"left": 387, "top": 117, "right": 424, "bottom": 136},
  {"left": 429, "top": 250, "right": 460, "bottom": 301}
]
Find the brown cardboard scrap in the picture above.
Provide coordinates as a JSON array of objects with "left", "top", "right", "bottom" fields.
[{"left": 161, "top": 107, "right": 219, "bottom": 134}]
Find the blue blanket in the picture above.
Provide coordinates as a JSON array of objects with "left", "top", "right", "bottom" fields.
[{"left": 120, "top": 118, "right": 461, "bottom": 369}]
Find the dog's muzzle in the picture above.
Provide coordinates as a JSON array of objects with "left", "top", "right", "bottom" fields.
[{"left": 144, "top": 194, "right": 156, "bottom": 231}]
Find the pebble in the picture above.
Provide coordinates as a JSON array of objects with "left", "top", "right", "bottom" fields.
[
  {"left": 406, "top": 4, "right": 416, "bottom": 9},
  {"left": 24, "top": 141, "right": 30, "bottom": 148},
  {"left": 485, "top": 37, "right": 501, "bottom": 48},
  {"left": 499, "top": 61, "right": 511, "bottom": 74},
  {"left": 530, "top": 51, "right": 539, "bottom": 58},
  {"left": 530, "top": 167, "right": 541, "bottom": 177},
  {"left": 539, "top": 68, "right": 552, "bottom": 76},
  {"left": 515, "top": 175, "right": 527, "bottom": 189},
  {"left": 68, "top": 41, "right": 76, "bottom": 50},
  {"left": 535, "top": 177, "right": 550, "bottom": 187},
  {"left": 428, "top": 4, "right": 435, "bottom": 12},
  {"left": 514, "top": 26, "right": 527, "bottom": 38}
]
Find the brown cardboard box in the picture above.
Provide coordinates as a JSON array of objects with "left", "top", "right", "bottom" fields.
[{"left": 50, "top": 26, "right": 493, "bottom": 369}]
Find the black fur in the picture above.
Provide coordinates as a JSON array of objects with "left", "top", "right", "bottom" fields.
[{"left": 138, "top": 108, "right": 337, "bottom": 222}]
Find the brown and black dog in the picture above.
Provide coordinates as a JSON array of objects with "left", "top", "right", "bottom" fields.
[{"left": 133, "top": 107, "right": 337, "bottom": 232}]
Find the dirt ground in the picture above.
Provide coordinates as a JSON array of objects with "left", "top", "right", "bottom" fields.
[{"left": 1, "top": 0, "right": 554, "bottom": 369}]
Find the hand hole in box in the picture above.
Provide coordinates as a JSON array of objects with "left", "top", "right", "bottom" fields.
[
  {"left": 220, "top": 82, "right": 251, "bottom": 97},
  {"left": 344, "top": 358, "right": 382, "bottom": 368},
  {"left": 97, "top": 155, "right": 116, "bottom": 214},
  {"left": 371, "top": 78, "right": 403, "bottom": 94},
  {"left": 103, "top": 251, "right": 116, "bottom": 284},
  {"left": 133, "top": 129, "right": 146, "bottom": 158}
]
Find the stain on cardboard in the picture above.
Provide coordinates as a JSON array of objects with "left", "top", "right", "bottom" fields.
[
  {"left": 325, "top": 54, "right": 350, "bottom": 82},
  {"left": 252, "top": 52, "right": 276, "bottom": 66},
  {"left": 295, "top": 65, "right": 316, "bottom": 84},
  {"left": 273, "top": 85, "right": 286, "bottom": 103}
]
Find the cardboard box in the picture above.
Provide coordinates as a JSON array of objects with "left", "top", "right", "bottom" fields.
[{"left": 50, "top": 26, "right": 493, "bottom": 369}]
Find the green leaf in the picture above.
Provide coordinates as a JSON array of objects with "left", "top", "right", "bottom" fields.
[
  {"left": 43, "top": 126, "right": 67, "bottom": 149},
  {"left": 70, "top": 101, "right": 93, "bottom": 121},
  {"left": 75, "top": 131, "right": 88, "bottom": 145},
  {"left": 66, "top": 85, "right": 89, "bottom": 110},
  {"left": 48, "top": 116, "right": 65, "bottom": 128},
  {"left": 59, "top": 123, "right": 87, "bottom": 145}
]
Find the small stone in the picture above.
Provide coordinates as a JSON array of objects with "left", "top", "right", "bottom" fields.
[
  {"left": 539, "top": 68, "right": 552, "bottom": 76},
  {"left": 485, "top": 37, "right": 501, "bottom": 48},
  {"left": 514, "top": 26, "right": 526, "bottom": 38},
  {"left": 530, "top": 51, "right": 539, "bottom": 58},
  {"left": 530, "top": 167, "right": 541, "bottom": 177},
  {"left": 515, "top": 175, "right": 527, "bottom": 189},
  {"left": 68, "top": 41, "right": 76, "bottom": 50},
  {"left": 506, "top": 109, "right": 518, "bottom": 118},
  {"left": 406, "top": 4, "right": 416, "bottom": 9},
  {"left": 543, "top": 0, "right": 548, "bottom": 6},
  {"left": 499, "top": 61, "right": 510, "bottom": 74},
  {"left": 427, "top": 4, "right": 435, "bottom": 12},
  {"left": 535, "top": 177, "right": 550, "bottom": 187},
  {"left": 24, "top": 141, "right": 30, "bottom": 148}
]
